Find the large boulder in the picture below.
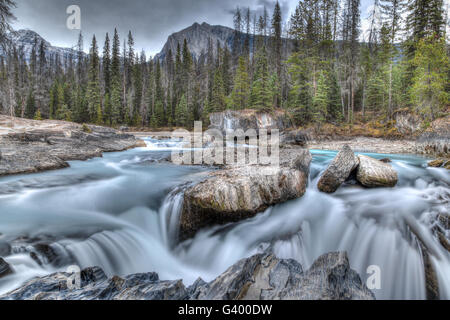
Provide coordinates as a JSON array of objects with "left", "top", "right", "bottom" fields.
[
  {"left": 209, "top": 109, "right": 291, "bottom": 135},
  {"left": 180, "top": 149, "right": 312, "bottom": 240},
  {"left": 356, "top": 155, "right": 398, "bottom": 188},
  {"left": 192, "top": 252, "right": 375, "bottom": 300},
  {"left": 317, "top": 145, "right": 359, "bottom": 193},
  {"left": 0, "top": 252, "right": 375, "bottom": 300}
]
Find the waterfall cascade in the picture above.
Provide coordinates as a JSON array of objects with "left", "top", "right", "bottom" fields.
[{"left": 0, "top": 138, "right": 448, "bottom": 299}]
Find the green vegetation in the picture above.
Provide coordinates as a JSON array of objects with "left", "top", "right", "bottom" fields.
[{"left": 0, "top": 0, "right": 448, "bottom": 129}]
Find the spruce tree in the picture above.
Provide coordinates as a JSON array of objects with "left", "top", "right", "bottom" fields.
[
  {"left": 231, "top": 56, "right": 250, "bottom": 110},
  {"left": 110, "top": 29, "right": 122, "bottom": 125},
  {"left": 86, "top": 35, "right": 101, "bottom": 122},
  {"left": 24, "top": 89, "right": 35, "bottom": 119}
]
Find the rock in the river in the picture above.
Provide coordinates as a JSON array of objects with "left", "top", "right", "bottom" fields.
[
  {"left": 0, "top": 116, "right": 145, "bottom": 176},
  {"left": 209, "top": 109, "right": 291, "bottom": 135},
  {"left": 0, "top": 241, "right": 11, "bottom": 256},
  {"left": 180, "top": 148, "right": 312, "bottom": 240},
  {"left": 0, "top": 258, "right": 13, "bottom": 279},
  {"left": 317, "top": 145, "right": 359, "bottom": 193},
  {"left": 192, "top": 252, "right": 374, "bottom": 300},
  {"left": 428, "top": 159, "right": 449, "bottom": 168},
  {"left": 0, "top": 252, "right": 375, "bottom": 300},
  {"left": 356, "top": 155, "right": 398, "bottom": 188}
]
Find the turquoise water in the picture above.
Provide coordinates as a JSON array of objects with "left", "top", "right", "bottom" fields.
[{"left": 0, "top": 139, "right": 449, "bottom": 299}]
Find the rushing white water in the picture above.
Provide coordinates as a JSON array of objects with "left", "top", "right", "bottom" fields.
[{"left": 0, "top": 138, "right": 449, "bottom": 299}]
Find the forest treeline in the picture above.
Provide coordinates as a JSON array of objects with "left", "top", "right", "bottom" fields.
[{"left": 0, "top": 0, "right": 448, "bottom": 129}]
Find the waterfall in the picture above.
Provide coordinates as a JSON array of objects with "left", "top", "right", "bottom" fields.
[{"left": 0, "top": 141, "right": 448, "bottom": 299}]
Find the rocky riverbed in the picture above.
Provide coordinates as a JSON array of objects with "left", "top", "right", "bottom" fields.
[
  {"left": 0, "top": 251, "right": 374, "bottom": 300},
  {"left": 0, "top": 116, "right": 145, "bottom": 176}
]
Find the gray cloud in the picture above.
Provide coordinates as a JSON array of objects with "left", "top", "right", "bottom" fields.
[
  {"left": 12, "top": 0, "right": 375, "bottom": 56},
  {"left": 12, "top": 0, "right": 297, "bottom": 56}
]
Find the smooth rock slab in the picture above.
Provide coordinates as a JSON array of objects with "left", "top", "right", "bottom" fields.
[
  {"left": 356, "top": 155, "right": 398, "bottom": 188},
  {"left": 317, "top": 145, "right": 359, "bottom": 193},
  {"left": 180, "top": 149, "right": 312, "bottom": 240}
]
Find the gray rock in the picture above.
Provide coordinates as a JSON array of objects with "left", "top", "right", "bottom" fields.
[
  {"left": 416, "top": 115, "right": 450, "bottom": 157},
  {"left": 0, "top": 252, "right": 375, "bottom": 300},
  {"left": 0, "top": 258, "right": 13, "bottom": 279},
  {"left": 356, "top": 155, "right": 398, "bottom": 188},
  {"left": 209, "top": 109, "right": 291, "bottom": 135},
  {"left": 0, "top": 116, "right": 145, "bottom": 177},
  {"left": 318, "top": 145, "right": 359, "bottom": 193},
  {"left": 180, "top": 149, "right": 312, "bottom": 240},
  {"left": 193, "top": 252, "right": 374, "bottom": 300},
  {"left": 281, "top": 129, "right": 312, "bottom": 147},
  {"left": 0, "top": 241, "right": 11, "bottom": 256}
]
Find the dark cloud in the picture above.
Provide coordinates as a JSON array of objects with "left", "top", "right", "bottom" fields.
[
  {"left": 12, "top": 0, "right": 296, "bottom": 56},
  {"left": 12, "top": 0, "right": 373, "bottom": 56}
]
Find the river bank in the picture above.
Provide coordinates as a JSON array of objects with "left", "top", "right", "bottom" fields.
[
  {"left": 0, "top": 136, "right": 448, "bottom": 300},
  {"left": 0, "top": 116, "right": 146, "bottom": 176}
]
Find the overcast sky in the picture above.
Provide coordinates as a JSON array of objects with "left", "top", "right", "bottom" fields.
[{"left": 11, "top": 0, "right": 375, "bottom": 56}]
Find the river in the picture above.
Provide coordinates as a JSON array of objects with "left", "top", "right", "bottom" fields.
[{"left": 0, "top": 138, "right": 449, "bottom": 299}]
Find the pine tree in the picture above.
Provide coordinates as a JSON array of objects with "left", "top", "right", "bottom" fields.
[
  {"left": 103, "top": 33, "right": 111, "bottom": 95},
  {"left": 110, "top": 29, "right": 122, "bottom": 125},
  {"left": 34, "top": 109, "right": 42, "bottom": 120},
  {"left": 231, "top": 56, "right": 250, "bottom": 110},
  {"left": 271, "top": 1, "right": 283, "bottom": 107},
  {"left": 24, "top": 89, "right": 36, "bottom": 119},
  {"left": 250, "top": 46, "right": 272, "bottom": 111},
  {"left": 175, "top": 94, "right": 188, "bottom": 127},
  {"left": 409, "top": 35, "right": 449, "bottom": 120},
  {"left": 380, "top": 0, "right": 407, "bottom": 119},
  {"left": 312, "top": 71, "right": 329, "bottom": 124},
  {"left": 86, "top": 35, "right": 101, "bottom": 122}
]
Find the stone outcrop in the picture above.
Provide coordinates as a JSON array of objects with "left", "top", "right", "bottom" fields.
[
  {"left": 0, "top": 116, "right": 145, "bottom": 176},
  {"left": 0, "top": 258, "right": 13, "bottom": 279},
  {"left": 317, "top": 145, "right": 359, "bottom": 193},
  {"left": 281, "top": 129, "right": 313, "bottom": 147},
  {"left": 416, "top": 115, "right": 450, "bottom": 157},
  {"left": 180, "top": 148, "right": 312, "bottom": 240},
  {"left": 428, "top": 159, "right": 450, "bottom": 169},
  {"left": 393, "top": 109, "right": 422, "bottom": 135},
  {"left": 209, "top": 109, "right": 291, "bottom": 135},
  {"left": 0, "top": 252, "right": 375, "bottom": 300},
  {"left": 356, "top": 155, "right": 398, "bottom": 188}
]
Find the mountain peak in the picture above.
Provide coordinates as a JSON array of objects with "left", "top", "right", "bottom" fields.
[{"left": 155, "top": 22, "right": 235, "bottom": 61}]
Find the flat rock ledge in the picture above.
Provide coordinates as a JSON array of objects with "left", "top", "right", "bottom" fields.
[
  {"left": 0, "top": 252, "right": 375, "bottom": 300},
  {"left": 180, "top": 148, "right": 312, "bottom": 240},
  {"left": 0, "top": 116, "right": 145, "bottom": 176}
]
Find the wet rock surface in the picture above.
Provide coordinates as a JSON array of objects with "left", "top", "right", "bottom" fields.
[
  {"left": 0, "top": 116, "right": 145, "bottom": 176},
  {"left": 209, "top": 109, "right": 291, "bottom": 135},
  {"left": 180, "top": 148, "right": 312, "bottom": 240},
  {"left": 356, "top": 155, "right": 398, "bottom": 188},
  {"left": 0, "top": 258, "right": 13, "bottom": 279},
  {"left": 0, "top": 252, "right": 375, "bottom": 300},
  {"left": 318, "top": 145, "right": 359, "bottom": 193}
]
